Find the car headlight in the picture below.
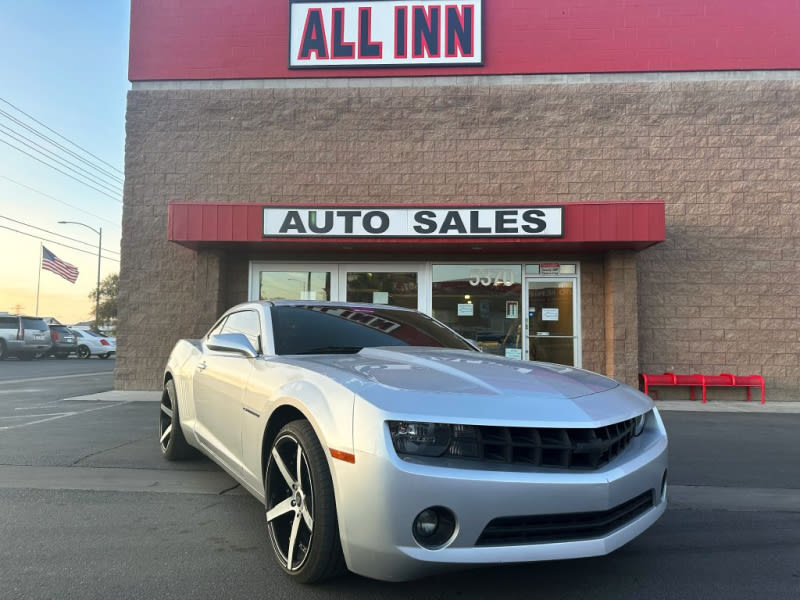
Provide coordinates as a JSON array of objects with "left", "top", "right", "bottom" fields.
[
  {"left": 389, "top": 422, "right": 451, "bottom": 457},
  {"left": 389, "top": 422, "right": 481, "bottom": 458},
  {"left": 633, "top": 410, "right": 651, "bottom": 436}
]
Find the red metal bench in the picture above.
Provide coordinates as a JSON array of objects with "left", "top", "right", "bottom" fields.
[{"left": 639, "top": 372, "right": 765, "bottom": 404}]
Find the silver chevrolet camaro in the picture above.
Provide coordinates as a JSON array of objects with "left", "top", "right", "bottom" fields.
[{"left": 160, "top": 301, "right": 668, "bottom": 583}]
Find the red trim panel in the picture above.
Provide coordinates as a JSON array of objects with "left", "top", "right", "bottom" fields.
[
  {"left": 167, "top": 201, "right": 665, "bottom": 252},
  {"left": 131, "top": 0, "right": 800, "bottom": 81}
]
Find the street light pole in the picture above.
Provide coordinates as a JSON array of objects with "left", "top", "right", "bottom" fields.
[{"left": 58, "top": 221, "right": 102, "bottom": 329}]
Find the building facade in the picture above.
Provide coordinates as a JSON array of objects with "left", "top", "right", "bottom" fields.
[{"left": 121, "top": 0, "right": 800, "bottom": 398}]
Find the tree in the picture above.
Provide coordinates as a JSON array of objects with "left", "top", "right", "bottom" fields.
[{"left": 89, "top": 273, "right": 119, "bottom": 330}]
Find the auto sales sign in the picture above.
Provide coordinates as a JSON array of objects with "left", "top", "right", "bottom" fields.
[
  {"left": 289, "top": 0, "right": 483, "bottom": 68},
  {"left": 263, "top": 207, "right": 564, "bottom": 238}
]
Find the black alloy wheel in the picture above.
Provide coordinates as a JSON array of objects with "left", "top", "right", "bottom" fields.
[
  {"left": 265, "top": 420, "right": 345, "bottom": 583},
  {"left": 159, "top": 379, "right": 197, "bottom": 460},
  {"left": 77, "top": 345, "right": 91, "bottom": 359}
]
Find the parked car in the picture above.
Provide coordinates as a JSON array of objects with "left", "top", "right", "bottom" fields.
[
  {"left": 48, "top": 324, "right": 78, "bottom": 359},
  {"left": 0, "top": 313, "right": 52, "bottom": 360},
  {"left": 160, "top": 301, "right": 668, "bottom": 583},
  {"left": 71, "top": 328, "right": 116, "bottom": 359}
]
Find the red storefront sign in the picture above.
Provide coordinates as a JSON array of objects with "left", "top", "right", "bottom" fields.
[
  {"left": 130, "top": 0, "right": 800, "bottom": 81},
  {"left": 167, "top": 200, "right": 665, "bottom": 253}
]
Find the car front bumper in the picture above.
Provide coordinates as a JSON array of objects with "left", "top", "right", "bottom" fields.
[{"left": 334, "top": 409, "right": 668, "bottom": 582}]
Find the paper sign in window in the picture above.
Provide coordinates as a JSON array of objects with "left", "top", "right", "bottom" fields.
[
  {"left": 457, "top": 303, "right": 474, "bottom": 316},
  {"left": 505, "top": 301, "right": 519, "bottom": 319},
  {"left": 542, "top": 308, "right": 559, "bottom": 321}
]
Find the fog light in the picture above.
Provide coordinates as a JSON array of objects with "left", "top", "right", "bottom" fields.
[
  {"left": 414, "top": 509, "right": 439, "bottom": 538},
  {"left": 412, "top": 507, "right": 457, "bottom": 549}
]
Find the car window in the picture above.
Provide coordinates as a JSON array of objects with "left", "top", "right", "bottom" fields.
[
  {"left": 220, "top": 310, "right": 262, "bottom": 353},
  {"left": 51, "top": 326, "right": 72, "bottom": 335},
  {"left": 271, "top": 305, "right": 475, "bottom": 355},
  {"left": 22, "top": 318, "right": 49, "bottom": 331},
  {"left": 206, "top": 316, "right": 226, "bottom": 339},
  {"left": 0, "top": 316, "right": 18, "bottom": 327}
]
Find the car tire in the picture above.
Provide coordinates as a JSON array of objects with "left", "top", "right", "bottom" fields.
[
  {"left": 159, "top": 379, "right": 198, "bottom": 460},
  {"left": 0, "top": 340, "right": 6, "bottom": 360},
  {"left": 265, "top": 420, "right": 346, "bottom": 583},
  {"left": 77, "top": 345, "right": 91, "bottom": 359}
]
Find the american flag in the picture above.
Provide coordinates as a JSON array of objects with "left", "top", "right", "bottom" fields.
[{"left": 41, "top": 246, "right": 79, "bottom": 284}]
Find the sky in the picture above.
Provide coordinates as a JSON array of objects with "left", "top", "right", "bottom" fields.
[{"left": 0, "top": 2, "right": 130, "bottom": 323}]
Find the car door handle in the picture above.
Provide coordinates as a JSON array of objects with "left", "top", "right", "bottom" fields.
[{"left": 197, "top": 361, "right": 207, "bottom": 371}]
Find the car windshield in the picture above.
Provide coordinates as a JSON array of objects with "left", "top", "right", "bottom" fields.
[
  {"left": 51, "top": 326, "right": 72, "bottom": 334},
  {"left": 271, "top": 305, "right": 475, "bottom": 355}
]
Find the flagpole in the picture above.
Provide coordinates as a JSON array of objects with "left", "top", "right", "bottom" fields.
[{"left": 35, "top": 243, "right": 42, "bottom": 316}]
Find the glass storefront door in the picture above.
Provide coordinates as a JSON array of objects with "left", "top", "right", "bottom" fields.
[{"left": 525, "top": 278, "right": 578, "bottom": 366}]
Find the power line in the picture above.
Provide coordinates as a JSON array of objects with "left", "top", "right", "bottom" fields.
[
  {"left": 0, "top": 96, "right": 123, "bottom": 176},
  {"left": 0, "top": 107, "right": 123, "bottom": 186},
  {"left": 0, "top": 137, "right": 121, "bottom": 202},
  {"left": 0, "top": 224, "right": 120, "bottom": 263},
  {"left": 0, "top": 125, "right": 123, "bottom": 196},
  {"left": 0, "top": 215, "right": 120, "bottom": 255},
  {"left": 0, "top": 117, "right": 123, "bottom": 192},
  {"left": 0, "top": 176, "right": 121, "bottom": 229}
]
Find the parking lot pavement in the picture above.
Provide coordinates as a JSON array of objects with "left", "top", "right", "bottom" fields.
[{"left": 2, "top": 361, "right": 800, "bottom": 599}]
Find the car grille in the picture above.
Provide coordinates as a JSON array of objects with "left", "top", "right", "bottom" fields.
[
  {"left": 465, "top": 418, "right": 637, "bottom": 470},
  {"left": 475, "top": 490, "right": 655, "bottom": 546}
]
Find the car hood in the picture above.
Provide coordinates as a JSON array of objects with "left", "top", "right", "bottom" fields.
[{"left": 273, "top": 347, "right": 652, "bottom": 426}]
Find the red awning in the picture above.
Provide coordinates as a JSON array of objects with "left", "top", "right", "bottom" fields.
[{"left": 167, "top": 201, "right": 664, "bottom": 254}]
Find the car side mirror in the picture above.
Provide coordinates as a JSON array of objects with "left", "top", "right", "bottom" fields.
[{"left": 205, "top": 333, "right": 259, "bottom": 358}]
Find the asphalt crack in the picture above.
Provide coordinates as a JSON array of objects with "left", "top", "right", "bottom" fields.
[{"left": 70, "top": 435, "right": 150, "bottom": 466}]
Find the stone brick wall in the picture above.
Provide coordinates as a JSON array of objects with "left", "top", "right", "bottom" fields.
[
  {"left": 604, "top": 251, "right": 639, "bottom": 387},
  {"left": 120, "top": 79, "right": 800, "bottom": 397},
  {"left": 580, "top": 258, "right": 605, "bottom": 376}
]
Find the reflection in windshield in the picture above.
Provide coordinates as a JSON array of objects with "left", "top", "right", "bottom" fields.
[{"left": 271, "top": 305, "right": 476, "bottom": 355}]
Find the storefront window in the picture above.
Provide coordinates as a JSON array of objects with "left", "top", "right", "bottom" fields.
[
  {"left": 345, "top": 271, "right": 418, "bottom": 309},
  {"left": 260, "top": 271, "right": 331, "bottom": 301},
  {"left": 432, "top": 265, "right": 522, "bottom": 359}
]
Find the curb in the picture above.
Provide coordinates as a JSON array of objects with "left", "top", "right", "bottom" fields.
[
  {"left": 64, "top": 391, "right": 161, "bottom": 402},
  {"left": 655, "top": 400, "right": 800, "bottom": 413}
]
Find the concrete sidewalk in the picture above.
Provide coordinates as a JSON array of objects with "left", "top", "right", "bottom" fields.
[{"left": 65, "top": 390, "right": 800, "bottom": 413}]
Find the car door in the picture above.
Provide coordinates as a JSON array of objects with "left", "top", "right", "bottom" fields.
[{"left": 192, "top": 309, "right": 262, "bottom": 476}]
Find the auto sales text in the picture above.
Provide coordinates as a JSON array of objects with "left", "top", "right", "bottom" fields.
[{"left": 263, "top": 207, "right": 564, "bottom": 238}]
